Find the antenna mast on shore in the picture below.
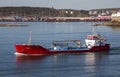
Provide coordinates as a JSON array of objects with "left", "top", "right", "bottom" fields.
[
  {"left": 91, "top": 24, "right": 97, "bottom": 35},
  {"left": 28, "top": 31, "right": 32, "bottom": 44}
]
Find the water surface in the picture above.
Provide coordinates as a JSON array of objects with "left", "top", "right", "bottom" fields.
[{"left": 0, "top": 22, "right": 120, "bottom": 77}]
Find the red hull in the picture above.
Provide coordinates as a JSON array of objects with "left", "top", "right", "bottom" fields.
[{"left": 15, "top": 44, "right": 110, "bottom": 56}]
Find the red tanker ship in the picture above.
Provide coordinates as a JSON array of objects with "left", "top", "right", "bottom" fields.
[{"left": 15, "top": 26, "right": 110, "bottom": 56}]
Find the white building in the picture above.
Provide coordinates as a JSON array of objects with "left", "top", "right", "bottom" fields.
[{"left": 111, "top": 11, "right": 120, "bottom": 17}]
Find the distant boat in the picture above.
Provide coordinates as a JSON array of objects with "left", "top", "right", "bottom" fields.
[{"left": 14, "top": 25, "right": 110, "bottom": 56}]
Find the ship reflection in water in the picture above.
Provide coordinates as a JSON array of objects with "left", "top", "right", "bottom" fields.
[
  {"left": 84, "top": 52, "right": 110, "bottom": 77},
  {"left": 15, "top": 52, "right": 110, "bottom": 77},
  {"left": 16, "top": 55, "right": 48, "bottom": 63}
]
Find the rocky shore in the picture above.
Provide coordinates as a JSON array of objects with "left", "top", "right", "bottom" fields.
[{"left": 103, "top": 20, "right": 120, "bottom": 26}]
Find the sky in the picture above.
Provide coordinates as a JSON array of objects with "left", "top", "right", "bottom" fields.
[{"left": 0, "top": 0, "right": 120, "bottom": 10}]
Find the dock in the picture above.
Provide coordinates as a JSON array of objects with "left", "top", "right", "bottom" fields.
[{"left": 39, "top": 16, "right": 111, "bottom": 22}]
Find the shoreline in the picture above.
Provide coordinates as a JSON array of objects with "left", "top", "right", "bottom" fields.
[{"left": 0, "top": 23, "right": 28, "bottom": 27}]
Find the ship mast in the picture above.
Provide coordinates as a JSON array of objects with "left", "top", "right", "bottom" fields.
[{"left": 28, "top": 31, "right": 32, "bottom": 44}]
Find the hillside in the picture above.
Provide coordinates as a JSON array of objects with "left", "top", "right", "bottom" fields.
[{"left": 0, "top": 7, "right": 89, "bottom": 17}]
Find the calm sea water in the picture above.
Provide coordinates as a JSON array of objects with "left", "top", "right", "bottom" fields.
[{"left": 0, "top": 22, "right": 120, "bottom": 77}]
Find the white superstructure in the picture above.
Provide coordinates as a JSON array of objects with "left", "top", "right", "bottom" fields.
[{"left": 85, "top": 25, "right": 106, "bottom": 48}]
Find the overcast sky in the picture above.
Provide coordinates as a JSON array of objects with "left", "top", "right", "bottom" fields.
[{"left": 0, "top": 0, "right": 119, "bottom": 10}]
